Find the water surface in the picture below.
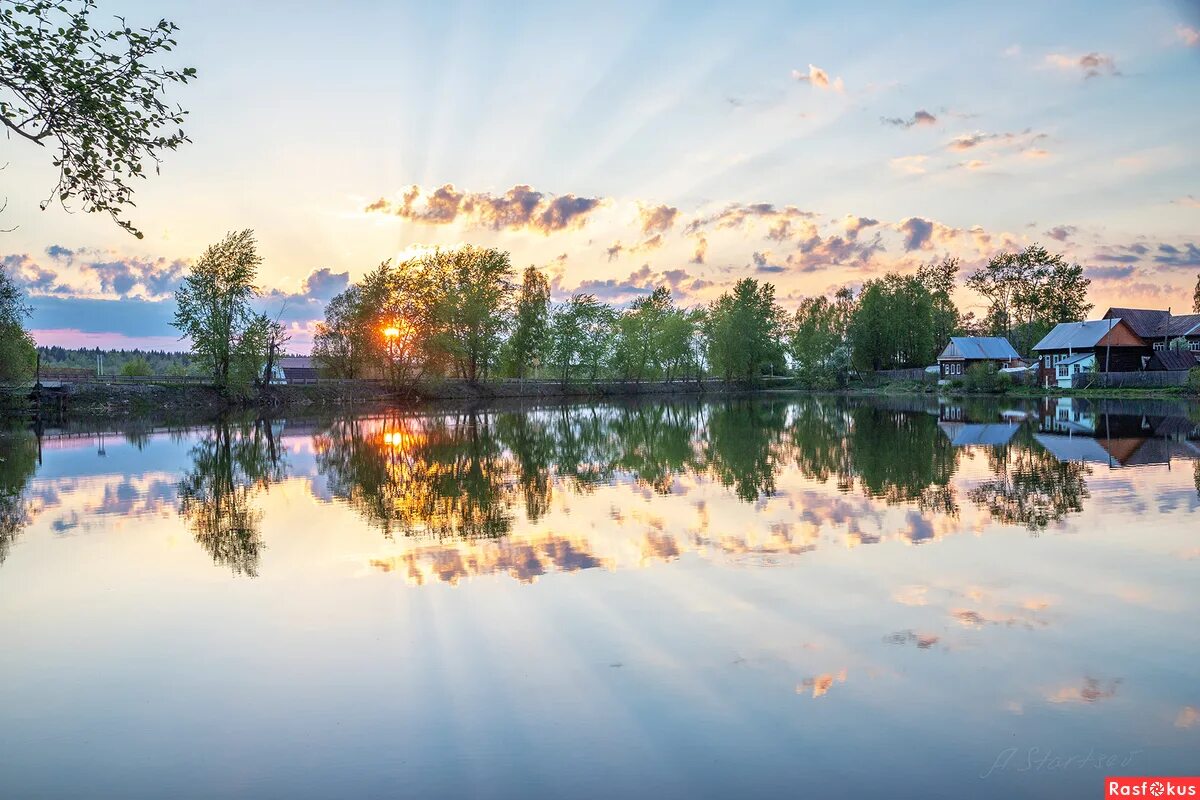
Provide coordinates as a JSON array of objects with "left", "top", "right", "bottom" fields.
[{"left": 1, "top": 395, "right": 1198, "bottom": 798}]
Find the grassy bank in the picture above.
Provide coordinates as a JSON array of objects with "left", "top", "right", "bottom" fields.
[{"left": 2, "top": 377, "right": 745, "bottom": 421}]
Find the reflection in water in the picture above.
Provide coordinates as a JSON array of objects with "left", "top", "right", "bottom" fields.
[
  {"left": 177, "top": 419, "right": 287, "bottom": 576},
  {"left": 967, "top": 445, "right": 1090, "bottom": 532},
  {"left": 0, "top": 429, "right": 38, "bottom": 564},
  {"left": 3, "top": 396, "right": 1199, "bottom": 579}
]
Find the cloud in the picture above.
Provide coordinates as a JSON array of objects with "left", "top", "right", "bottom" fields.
[
  {"left": 1045, "top": 52, "right": 1119, "bottom": 78},
  {"left": 752, "top": 251, "right": 787, "bottom": 274},
  {"left": 558, "top": 264, "right": 709, "bottom": 304},
  {"left": 1176, "top": 24, "right": 1199, "bottom": 47},
  {"left": 1085, "top": 265, "right": 1136, "bottom": 281},
  {"left": 605, "top": 232, "right": 665, "bottom": 261},
  {"left": 791, "top": 64, "right": 844, "bottom": 92},
  {"left": 297, "top": 268, "right": 351, "bottom": 301},
  {"left": 638, "top": 204, "right": 679, "bottom": 236},
  {"left": 684, "top": 203, "right": 814, "bottom": 236},
  {"left": 690, "top": 236, "right": 708, "bottom": 265},
  {"left": 1173, "top": 195, "right": 1200, "bottom": 208},
  {"left": 364, "top": 183, "right": 604, "bottom": 234},
  {"left": 897, "top": 217, "right": 935, "bottom": 251},
  {"left": 3, "top": 249, "right": 188, "bottom": 300},
  {"left": 1045, "top": 225, "right": 1077, "bottom": 242},
  {"left": 890, "top": 155, "right": 927, "bottom": 175},
  {"left": 843, "top": 215, "right": 879, "bottom": 240},
  {"left": 881, "top": 109, "right": 937, "bottom": 128},
  {"left": 1093, "top": 241, "right": 1200, "bottom": 271}
]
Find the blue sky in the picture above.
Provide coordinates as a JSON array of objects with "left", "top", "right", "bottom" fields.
[{"left": 2, "top": 0, "right": 1199, "bottom": 349}]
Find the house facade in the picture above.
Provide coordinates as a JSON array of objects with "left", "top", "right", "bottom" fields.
[
  {"left": 936, "top": 336, "right": 1023, "bottom": 380},
  {"left": 1031, "top": 318, "right": 1145, "bottom": 387}
]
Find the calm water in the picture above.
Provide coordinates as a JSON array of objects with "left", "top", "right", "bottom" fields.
[{"left": 1, "top": 395, "right": 1198, "bottom": 799}]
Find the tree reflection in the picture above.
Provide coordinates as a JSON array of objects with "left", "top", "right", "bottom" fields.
[
  {"left": 850, "top": 406, "right": 959, "bottom": 505},
  {"left": 705, "top": 400, "right": 788, "bottom": 501},
  {"left": 967, "top": 444, "right": 1090, "bottom": 532},
  {"left": 177, "top": 419, "right": 286, "bottom": 576},
  {"left": 0, "top": 429, "right": 38, "bottom": 565},
  {"left": 316, "top": 412, "right": 514, "bottom": 540}
]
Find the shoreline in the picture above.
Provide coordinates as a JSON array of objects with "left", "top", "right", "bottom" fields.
[{"left": 3, "top": 377, "right": 1196, "bottom": 424}]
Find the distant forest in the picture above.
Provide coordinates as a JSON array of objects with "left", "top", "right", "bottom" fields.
[{"left": 37, "top": 346, "right": 197, "bottom": 376}]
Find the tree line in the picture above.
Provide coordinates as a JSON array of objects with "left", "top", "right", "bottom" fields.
[{"left": 1, "top": 230, "right": 1102, "bottom": 390}]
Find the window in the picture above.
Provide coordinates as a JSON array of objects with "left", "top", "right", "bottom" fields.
[
  {"left": 1190, "top": 341, "right": 1200, "bottom": 352},
  {"left": 1153, "top": 341, "right": 1165, "bottom": 351},
  {"left": 1043, "top": 355, "right": 1051, "bottom": 368},
  {"left": 1058, "top": 365, "right": 1069, "bottom": 378}
]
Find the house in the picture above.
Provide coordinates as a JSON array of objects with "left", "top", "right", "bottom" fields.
[
  {"left": 1031, "top": 318, "right": 1144, "bottom": 387},
  {"left": 1103, "top": 307, "right": 1200, "bottom": 353},
  {"left": 936, "top": 336, "right": 1023, "bottom": 379},
  {"left": 1146, "top": 350, "right": 1200, "bottom": 372},
  {"left": 275, "top": 356, "right": 320, "bottom": 384},
  {"left": 1050, "top": 352, "right": 1095, "bottom": 388}
]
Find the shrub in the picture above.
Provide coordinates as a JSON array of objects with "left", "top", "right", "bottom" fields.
[
  {"left": 964, "top": 362, "right": 1011, "bottom": 393},
  {"left": 1187, "top": 367, "right": 1200, "bottom": 396},
  {"left": 120, "top": 357, "right": 153, "bottom": 377}
]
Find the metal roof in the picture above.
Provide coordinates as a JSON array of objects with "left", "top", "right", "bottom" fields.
[
  {"left": 937, "top": 336, "right": 1021, "bottom": 361},
  {"left": 1058, "top": 352, "right": 1094, "bottom": 367},
  {"left": 1032, "top": 319, "right": 1125, "bottom": 351}
]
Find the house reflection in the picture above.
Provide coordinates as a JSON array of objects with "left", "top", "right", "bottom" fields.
[{"left": 3, "top": 395, "right": 1199, "bottom": 581}]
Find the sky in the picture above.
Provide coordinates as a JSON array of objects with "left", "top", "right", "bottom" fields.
[{"left": 2, "top": 0, "right": 1199, "bottom": 352}]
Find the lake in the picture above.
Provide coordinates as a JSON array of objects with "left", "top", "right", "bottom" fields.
[{"left": 1, "top": 395, "right": 1197, "bottom": 799}]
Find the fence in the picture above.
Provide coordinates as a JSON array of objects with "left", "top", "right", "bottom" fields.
[
  {"left": 874, "top": 367, "right": 935, "bottom": 382},
  {"left": 1071, "top": 371, "right": 1191, "bottom": 389}
]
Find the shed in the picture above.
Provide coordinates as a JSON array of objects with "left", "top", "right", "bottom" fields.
[
  {"left": 277, "top": 356, "right": 320, "bottom": 383},
  {"left": 1146, "top": 351, "right": 1200, "bottom": 372}
]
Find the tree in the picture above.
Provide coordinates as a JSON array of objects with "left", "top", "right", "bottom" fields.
[
  {"left": 703, "top": 278, "right": 785, "bottom": 383},
  {"left": 658, "top": 306, "right": 702, "bottom": 382},
  {"left": 312, "top": 285, "right": 366, "bottom": 378},
  {"left": 172, "top": 230, "right": 263, "bottom": 394},
  {"left": 0, "top": 0, "right": 196, "bottom": 237},
  {"left": 789, "top": 293, "right": 853, "bottom": 388},
  {"left": 503, "top": 265, "right": 550, "bottom": 378},
  {"left": 427, "top": 246, "right": 514, "bottom": 382},
  {"left": 0, "top": 266, "right": 36, "bottom": 380},
  {"left": 613, "top": 286, "right": 672, "bottom": 382},
  {"left": 966, "top": 245, "right": 1092, "bottom": 355},
  {"left": 848, "top": 273, "right": 937, "bottom": 370},
  {"left": 547, "top": 294, "right": 614, "bottom": 384},
  {"left": 916, "top": 256, "right": 961, "bottom": 350},
  {"left": 254, "top": 313, "right": 289, "bottom": 388},
  {"left": 119, "top": 356, "right": 152, "bottom": 376}
]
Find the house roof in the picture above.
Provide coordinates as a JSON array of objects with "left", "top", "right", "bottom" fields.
[
  {"left": 1059, "top": 352, "right": 1094, "bottom": 367},
  {"left": 277, "top": 356, "right": 313, "bottom": 369},
  {"left": 937, "top": 336, "right": 1021, "bottom": 361},
  {"left": 1147, "top": 350, "right": 1199, "bottom": 371},
  {"left": 1103, "top": 308, "right": 1170, "bottom": 339},
  {"left": 1103, "top": 307, "right": 1200, "bottom": 339},
  {"left": 1033, "top": 319, "right": 1127, "bottom": 351},
  {"left": 1159, "top": 313, "right": 1200, "bottom": 338}
]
